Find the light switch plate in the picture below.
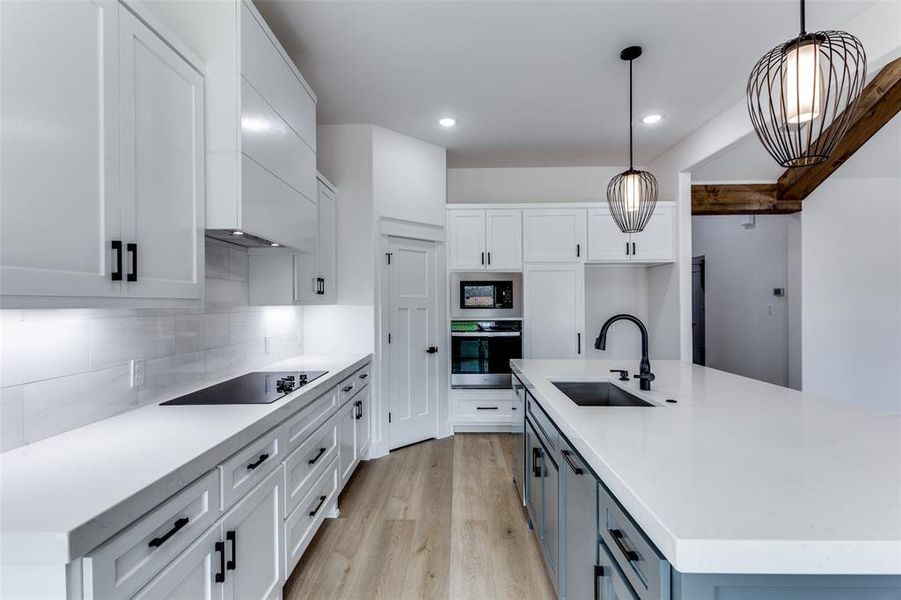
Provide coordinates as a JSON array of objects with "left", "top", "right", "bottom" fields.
[{"left": 131, "top": 359, "right": 145, "bottom": 388}]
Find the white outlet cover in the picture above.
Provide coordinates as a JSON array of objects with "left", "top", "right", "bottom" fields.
[{"left": 131, "top": 359, "right": 145, "bottom": 388}]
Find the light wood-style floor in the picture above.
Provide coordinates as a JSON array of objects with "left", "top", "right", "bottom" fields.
[{"left": 284, "top": 433, "right": 556, "bottom": 600}]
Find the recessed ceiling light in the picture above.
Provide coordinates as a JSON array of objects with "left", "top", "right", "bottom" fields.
[
  {"left": 438, "top": 117, "right": 456, "bottom": 128},
  {"left": 642, "top": 114, "right": 663, "bottom": 125},
  {"left": 232, "top": 231, "right": 244, "bottom": 236},
  {"left": 270, "top": 242, "right": 280, "bottom": 247}
]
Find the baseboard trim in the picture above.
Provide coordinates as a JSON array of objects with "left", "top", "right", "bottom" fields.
[{"left": 453, "top": 423, "right": 514, "bottom": 433}]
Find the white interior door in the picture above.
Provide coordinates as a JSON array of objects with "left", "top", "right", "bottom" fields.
[
  {"left": 0, "top": 0, "right": 122, "bottom": 298},
  {"left": 387, "top": 238, "right": 438, "bottom": 449},
  {"left": 119, "top": 6, "right": 204, "bottom": 299}
]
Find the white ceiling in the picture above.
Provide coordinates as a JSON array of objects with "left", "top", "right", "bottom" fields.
[{"left": 255, "top": 0, "right": 875, "bottom": 168}]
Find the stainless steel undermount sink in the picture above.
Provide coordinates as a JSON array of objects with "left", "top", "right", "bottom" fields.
[{"left": 551, "top": 381, "right": 654, "bottom": 407}]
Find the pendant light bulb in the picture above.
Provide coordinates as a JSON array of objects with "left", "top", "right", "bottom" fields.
[
  {"left": 783, "top": 40, "right": 824, "bottom": 124},
  {"left": 623, "top": 173, "right": 641, "bottom": 213}
]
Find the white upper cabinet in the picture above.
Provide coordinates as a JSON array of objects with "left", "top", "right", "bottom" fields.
[
  {"left": 0, "top": 0, "right": 204, "bottom": 304},
  {"left": 447, "top": 208, "right": 522, "bottom": 271},
  {"left": 587, "top": 204, "right": 675, "bottom": 263},
  {"left": 485, "top": 210, "right": 523, "bottom": 270},
  {"left": 523, "top": 263, "right": 585, "bottom": 359},
  {"left": 316, "top": 178, "right": 338, "bottom": 303},
  {"left": 522, "top": 209, "right": 586, "bottom": 263},
  {"left": 119, "top": 6, "right": 204, "bottom": 300},
  {"left": 448, "top": 210, "right": 487, "bottom": 270}
]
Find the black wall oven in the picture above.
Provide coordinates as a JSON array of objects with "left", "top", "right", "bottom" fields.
[{"left": 451, "top": 320, "right": 522, "bottom": 389}]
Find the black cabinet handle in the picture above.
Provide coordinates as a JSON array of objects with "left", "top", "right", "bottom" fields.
[
  {"left": 481, "top": 251, "right": 485, "bottom": 265},
  {"left": 576, "top": 243, "right": 581, "bottom": 258},
  {"left": 111, "top": 241, "right": 123, "bottom": 281},
  {"left": 355, "top": 400, "right": 363, "bottom": 419},
  {"left": 225, "top": 530, "right": 236, "bottom": 570},
  {"left": 609, "top": 528, "right": 641, "bottom": 562},
  {"left": 308, "top": 494, "right": 327, "bottom": 516},
  {"left": 359, "top": 373, "right": 368, "bottom": 380},
  {"left": 561, "top": 449, "right": 584, "bottom": 475},
  {"left": 342, "top": 385, "right": 354, "bottom": 393},
  {"left": 632, "top": 241, "right": 637, "bottom": 256},
  {"left": 532, "top": 447, "right": 542, "bottom": 477},
  {"left": 148, "top": 516, "right": 189, "bottom": 548},
  {"left": 476, "top": 406, "right": 499, "bottom": 410},
  {"left": 626, "top": 241, "right": 630, "bottom": 256},
  {"left": 308, "top": 447, "right": 327, "bottom": 465},
  {"left": 487, "top": 251, "right": 491, "bottom": 265},
  {"left": 577, "top": 332, "right": 581, "bottom": 355},
  {"left": 126, "top": 243, "right": 137, "bottom": 282},
  {"left": 246, "top": 453, "right": 269, "bottom": 470},
  {"left": 215, "top": 541, "right": 225, "bottom": 583}
]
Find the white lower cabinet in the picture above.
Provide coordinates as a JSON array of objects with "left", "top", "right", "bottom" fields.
[
  {"left": 132, "top": 526, "right": 223, "bottom": 600},
  {"left": 354, "top": 386, "right": 371, "bottom": 459},
  {"left": 338, "top": 396, "right": 359, "bottom": 487},
  {"left": 221, "top": 468, "right": 284, "bottom": 600},
  {"left": 284, "top": 458, "right": 339, "bottom": 575}
]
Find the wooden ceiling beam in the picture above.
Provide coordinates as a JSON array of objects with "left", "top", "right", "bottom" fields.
[
  {"left": 691, "top": 184, "right": 802, "bottom": 215},
  {"left": 778, "top": 58, "right": 901, "bottom": 201}
]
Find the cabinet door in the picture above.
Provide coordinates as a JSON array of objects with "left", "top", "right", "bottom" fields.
[
  {"left": 0, "top": 0, "right": 122, "bottom": 298},
  {"left": 294, "top": 252, "right": 319, "bottom": 305},
  {"left": 587, "top": 208, "right": 630, "bottom": 262},
  {"left": 221, "top": 468, "right": 283, "bottom": 600},
  {"left": 119, "top": 6, "right": 204, "bottom": 299},
  {"left": 598, "top": 541, "right": 638, "bottom": 600},
  {"left": 563, "top": 446, "right": 597, "bottom": 600},
  {"left": 317, "top": 181, "right": 337, "bottom": 303},
  {"left": 542, "top": 445, "right": 560, "bottom": 580},
  {"left": 525, "top": 419, "right": 543, "bottom": 533},
  {"left": 337, "top": 399, "right": 358, "bottom": 487},
  {"left": 523, "top": 210, "right": 586, "bottom": 263},
  {"left": 485, "top": 210, "right": 522, "bottom": 271},
  {"left": 524, "top": 263, "right": 584, "bottom": 359},
  {"left": 630, "top": 205, "right": 675, "bottom": 263},
  {"left": 447, "top": 210, "right": 486, "bottom": 270},
  {"left": 132, "top": 526, "right": 224, "bottom": 600},
  {"left": 354, "top": 387, "right": 371, "bottom": 459}
]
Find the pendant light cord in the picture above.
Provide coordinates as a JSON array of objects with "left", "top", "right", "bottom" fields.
[
  {"left": 800, "top": 0, "right": 806, "bottom": 34},
  {"left": 629, "top": 58, "right": 634, "bottom": 170}
]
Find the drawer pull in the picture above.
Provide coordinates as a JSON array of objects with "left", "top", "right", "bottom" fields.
[
  {"left": 532, "top": 447, "right": 543, "bottom": 477},
  {"left": 308, "top": 494, "right": 327, "bottom": 517},
  {"left": 246, "top": 453, "right": 269, "bottom": 470},
  {"left": 342, "top": 385, "right": 354, "bottom": 393},
  {"left": 148, "top": 517, "right": 189, "bottom": 548},
  {"left": 225, "top": 530, "right": 237, "bottom": 571},
  {"left": 308, "top": 447, "right": 327, "bottom": 465},
  {"left": 215, "top": 541, "right": 225, "bottom": 583},
  {"left": 355, "top": 400, "right": 363, "bottom": 420},
  {"left": 609, "top": 528, "right": 641, "bottom": 562},
  {"left": 358, "top": 373, "right": 368, "bottom": 380},
  {"left": 476, "top": 406, "right": 499, "bottom": 410},
  {"left": 561, "top": 449, "right": 584, "bottom": 475}
]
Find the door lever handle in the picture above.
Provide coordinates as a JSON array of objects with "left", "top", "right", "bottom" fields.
[{"left": 426, "top": 346, "right": 438, "bottom": 354}]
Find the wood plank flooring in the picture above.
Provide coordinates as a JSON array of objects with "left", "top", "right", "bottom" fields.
[{"left": 284, "top": 433, "right": 556, "bottom": 600}]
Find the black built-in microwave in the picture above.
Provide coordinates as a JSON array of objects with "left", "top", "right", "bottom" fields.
[{"left": 459, "top": 280, "right": 514, "bottom": 310}]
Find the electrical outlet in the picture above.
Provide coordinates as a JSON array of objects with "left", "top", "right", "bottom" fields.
[{"left": 131, "top": 359, "right": 145, "bottom": 388}]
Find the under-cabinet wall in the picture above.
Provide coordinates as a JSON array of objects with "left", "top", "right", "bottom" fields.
[{"left": 0, "top": 241, "right": 304, "bottom": 452}]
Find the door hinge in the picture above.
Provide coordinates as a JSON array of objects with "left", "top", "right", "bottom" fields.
[
  {"left": 386, "top": 252, "right": 392, "bottom": 265},
  {"left": 388, "top": 412, "right": 392, "bottom": 423}
]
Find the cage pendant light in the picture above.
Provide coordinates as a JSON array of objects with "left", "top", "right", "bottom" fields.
[
  {"left": 607, "top": 46, "right": 658, "bottom": 234},
  {"left": 747, "top": 0, "right": 866, "bottom": 168}
]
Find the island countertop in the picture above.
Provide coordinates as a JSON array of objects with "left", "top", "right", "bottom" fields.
[
  {"left": 0, "top": 353, "right": 371, "bottom": 565},
  {"left": 511, "top": 358, "right": 901, "bottom": 576}
]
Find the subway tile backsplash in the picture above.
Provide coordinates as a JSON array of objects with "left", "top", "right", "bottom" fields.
[{"left": 0, "top": 240, "right": 304, "bottom": 452}]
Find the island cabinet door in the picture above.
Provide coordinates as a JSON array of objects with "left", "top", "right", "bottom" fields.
[
  {"left": 221, "top": 468, "right": 284, "bottom": 600},
  {"left": 597, "top": 540, "right": 639, "bottom": 600},
  {"left": 561, "top": 443, "right": 598, "bottom": 600},
  {"left": 525, "top": 418, "right": 543, "bottom": 533}
]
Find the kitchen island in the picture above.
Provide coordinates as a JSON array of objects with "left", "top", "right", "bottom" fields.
[{"left": 512, "top": 358, "right": 901, "bottom": 599}]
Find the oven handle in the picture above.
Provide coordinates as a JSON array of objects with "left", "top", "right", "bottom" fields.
[{"left": 451, "top": 332, "right": 521, "bottom": 337}]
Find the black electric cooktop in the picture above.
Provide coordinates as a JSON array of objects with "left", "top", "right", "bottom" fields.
[{"left": 161, "top": 371, "right": 328, "bottom": 406}]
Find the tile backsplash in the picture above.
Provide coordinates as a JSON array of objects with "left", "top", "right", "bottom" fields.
[{"left": 0, "top": 240, "right": 304, "bottom": 452}]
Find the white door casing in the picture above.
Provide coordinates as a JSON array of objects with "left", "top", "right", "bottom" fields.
[{"left": 387, "top": 238, "right": 439, "bottom": 449}]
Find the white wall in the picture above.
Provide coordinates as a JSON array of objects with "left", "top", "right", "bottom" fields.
[
  {"left": 801, "top": 118, "right": 901, "bottom": 414},
  {"left": 373, "top": 126, "right": 446, "bottom": 226},
  {"left": 692, "top": 215, "right": 792, "bottom": 387},
  {"left": 447, "top": 166, "right": 625, "bottom": 203},
  {"left": 583, "top": 266, "right": 650, "bottom": 360}
]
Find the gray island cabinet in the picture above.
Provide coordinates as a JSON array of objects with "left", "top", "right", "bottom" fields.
[{"left": 511, "top": 362, "right": 901, "bottom": 600}]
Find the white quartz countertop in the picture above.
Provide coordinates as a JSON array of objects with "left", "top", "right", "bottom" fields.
[
  {"left": 0, "top": 353, "right": 371, "bottom": 565},
  {"left": 511, "top": 359, "right": 901, "bottom": 576}
]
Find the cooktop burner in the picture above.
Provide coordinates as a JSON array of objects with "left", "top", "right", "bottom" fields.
[{"left": 161, "top": 371, "right": 328, "bottom": 406}]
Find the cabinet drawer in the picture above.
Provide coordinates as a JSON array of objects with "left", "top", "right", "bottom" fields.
[
  {"left": 455, "top": 398, "right": 513, "bottom": 419},
  {"left": 527, "top": 394, "right": 558, "bottom": 452},
  {"left": 284, "top": 414, "right": 338, "bottom": 517},
  {"left": 219, "top": 427, "right": 283, "bottom": 511},
  {"left": 83, "top": 471, "right": 219, "bottom": 600},
  {"left": 284, "top": 457, "right": 338, "bottom": 575},
  {"left": 338, "top": 364, "right": 370, "bottom": 405},
  {"left": 599, "top": 484, "right": 670, "bottom": 600},
  {"left": 283, "top": 386, "right": 337, "bottom": 455}
]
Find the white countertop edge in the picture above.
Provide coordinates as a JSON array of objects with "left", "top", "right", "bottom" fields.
[
  {"left": 510, "top": 361, "right": 901, "bottom": 577},
  {"left": 0, "top": 353, "right": 372, "bottom": 565}
]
